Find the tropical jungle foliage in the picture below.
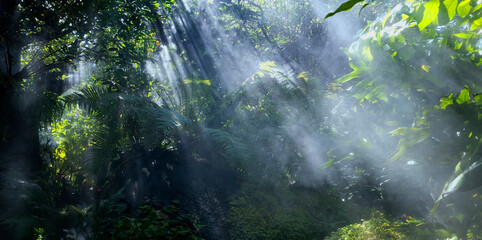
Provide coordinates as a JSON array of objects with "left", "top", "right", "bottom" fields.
[{"left": 0, "top": 0, "right": 482, "bottom": 239}]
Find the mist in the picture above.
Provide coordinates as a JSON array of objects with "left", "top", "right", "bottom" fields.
[{"left": 1, "top": 0, "right": 481, "bottom": 239}]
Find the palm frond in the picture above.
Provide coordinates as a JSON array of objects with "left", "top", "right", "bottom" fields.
[
  {"left": 64, "top": 84, "right": 194, "bottom": 156},
  {"left": 62, "top": 85, "right": 109, "bottom": 115},
  {"left": 202, "top": 128, "right": 250, "bottom": 171},
  {"left": 139, "top": 105, "right": 192, "bottom": 149}
]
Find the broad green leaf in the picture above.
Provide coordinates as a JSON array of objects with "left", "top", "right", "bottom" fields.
[
  {"left": 337, "top": 70, "right": 363, "bottom": 83},
  {"left": 418, "top": 0, "right": 440, "bottom": 30},
  {"left": 440, "top": 94, "right": 453, "bottom": 109},
  {"left": 432, "top": 137, "right": 482, "bottom": 217},
  {"left": 453, "top": 32, "right": 475, "bottom": 38},
  {"left": 438, "top": 2, "right": 450, "bottom": 25},
  {"left": 457, "top": 0, "right": 472, "bottom": 18},
  {"left": 413, "top": 5, "right": 426, "bottom": 23},
  {"left": 456, "top": 88, "right": 471, "bottom": 104},
  {"left": 474, "top": 2, "right": 482, "bottom": 11},
  {"left": 324, "top": 0, "right": 365, "bottom": 20},
  {"left": 443, "top": 161, "right": 482, "bottom": 195},
  {"left": 470, "top": 21, "right": 479, "bottom": 30},
  {"left": 475, "top": 94, "right": 482, "bottom": 105},
  {"left": 337, "top": 63, "right": 368, "bottom": 83},
  {"left": 472, "top": 16, "right": 482, "bottom": 27},
  {"left": 443, "top": 0, "right": 457, "bottom": 20}
]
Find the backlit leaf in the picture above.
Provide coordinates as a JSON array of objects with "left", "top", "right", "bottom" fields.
[
  {"left": 443, "top": 161, "right": 482, "bottom": 195},
  {"left": 324, "top": 0, "right": 365, "bottom": 20},
  {"left": 472, "top": 16, "right": 482, "bottom": 27},
  {"left": 418, "top": 0, "right": 440, "bottom": 30},
  {"left": 474, "top": 94, "right": 482, "bottom": 105},
  {"left": 456, "top": 88, "right": 471, "bottom": 104},
  {"left": 440, "top": 94, "right": 453, "bottom": 109},
  {"left": 443, "top": 0, "right": 457, "bottom": 20},
  {"left": 421, "top": 64, "right": 431, "bottom": 72},
  {"left": 474, "top": 2, "right": 482, "bottom": 11},
  {"left": 457, "top": 0, "right": 472, "bottom": 18},
  {"left": 453, "top": 32, "right": 475, "bottom": 38},
  {"left": 337, "top": 63, "right": 369, "bottom": 83}
]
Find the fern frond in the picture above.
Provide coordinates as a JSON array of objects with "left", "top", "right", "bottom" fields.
[
  {"left": 202, "top": 128, "right": 250, "bottom": 170},
  {"left": 62, "top": 85, "right": 108, "bottom": 115}
]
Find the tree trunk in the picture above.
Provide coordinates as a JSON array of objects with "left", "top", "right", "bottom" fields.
[
  {"left": 0, "top": 0, "right": 42, "bottom": 175},
  {"left": 0, "top": 89, "right": 42, "bottom": 174}
]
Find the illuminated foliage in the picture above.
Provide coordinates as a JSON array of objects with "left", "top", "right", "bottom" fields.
[
  {"left": 3, "top": 0, "right": 482, "bottom": 238},
  {"left": 330, "top": 0, "right": 482, "bottom": 237}
]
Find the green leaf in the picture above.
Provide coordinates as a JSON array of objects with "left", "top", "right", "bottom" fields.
[
  {"left": 440, "top": 94, "right": 453, "bottom": 109},
  {"left": 336, "top": 63, "right": 368, "bottom": 83},
  {"left": 438, "top": 2, "right": 450, "bottom": 25},
  {"left": 457, "top": 0, "right": 472, "bottom": 18},
  {"left": 359, "top": 3, "right": 370, "bottom": 16},
  {"left": 196, "top": 79, "right": 212, "bottom": 86},
  {"left": 456, "top": 88, "right": 471, "bottom": 104},
  {"left": 413, "top": 5, "right": 426, "bottom": 23},
  {"left": 472, "top": 16, "right": 482, "bottom": 27},
  {"left": 443, "top": 0, "right": 457, "bottom": 20},
  {"left": 474, "top": 94, "right": 482, "bottom": 105},
  {"left": 321, "top": 160, "right": 335, "bottom": 169},
  {"left": 474, "top": 2, "right": 482, "bottom": 11},
  {"left": 324, "top": 0, "right": 365, "bottom": 20},
  {"left": 453, "top": 32, "right": 475, "bottom": 39},
  {"left": 418, "top": 0, "right": 440, "bottom": 30},
  {"left": 443, "top": 161, "right": 482, "bottom": 195},
  {"left": 390, "top": 127, "right": 411, "bottom": 136},
  {"left": 421, "top": 64, "right": 431, "bottom": 72}
]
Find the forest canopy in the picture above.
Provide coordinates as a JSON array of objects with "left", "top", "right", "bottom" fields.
[{"left": 0, "top": 0, "right": 481, "bottom": 239}]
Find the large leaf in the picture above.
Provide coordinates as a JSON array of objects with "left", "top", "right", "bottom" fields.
[
  {"left": 337, "top": 63, "right": 369, "bottom": 83},
  {"left": 431, "top": 139, "right": 482, "bottom": 216},
  {"left": 418, "top": 0, "right": 440, "bottom": 30},
  {"left": 324, "top": 0, "right": 366, "bottom": 20},
  {"left": 439, "top": 94, "right": 454, "bottom": 109},
  {"left": 457, "top": 0, "right": 472, "bottom": 17},
  {"left": 456, "top": 88, "right": 471, "bottom": 104},
  {"left": 443, "top": 0, "right": 458, "bottom": 20},
  {"left": 443, "top": 160, "right": 482, "bottom": 195}
]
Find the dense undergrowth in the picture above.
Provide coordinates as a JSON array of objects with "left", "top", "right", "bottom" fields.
[
  {"left": 1, "top": 0, "right": 482, "bottom": 239},
  {"left": 226, "top": 182, "right": 369, "bottom": 240},
  {"left": 325, "top": 211, "right": 457, "bottom": 240}
]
